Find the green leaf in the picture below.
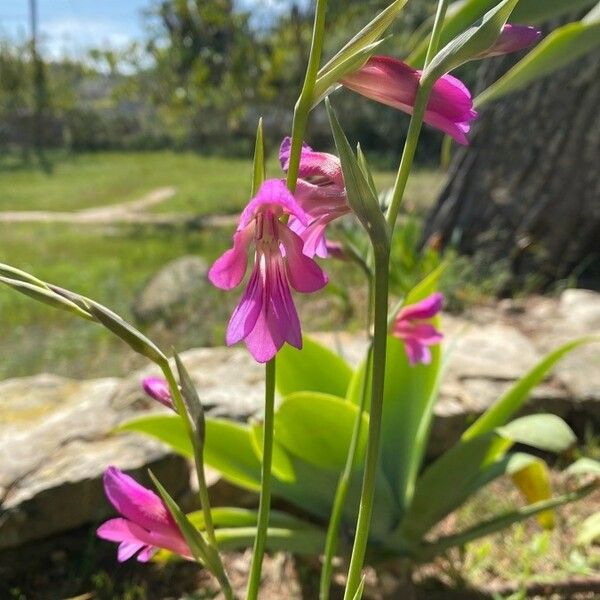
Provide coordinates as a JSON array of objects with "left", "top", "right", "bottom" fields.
[
  {"left": 215, "top": 526, "right": 326, "bottom": 555},
  {"left": 84, "top": 297, "right": 166, "bottom": 364},
  {"left": 188, "top": 507, "right": 315, "bottom": 531},
  {"left": 274, "top": 392, "right": 369, "bottom": 471},
  {"left": 117, "top": 414, "right": 193, "bottom": 456},
  {"left": 148, "top": 471, "right": 210, "bottom": 565},
  {"left": 0, "top": 263, "right": 49, "bottom": 288},
  {"left": 250, "top": 421, "right": 296, "bottom": 483},
  {"left": 347, "top": 333, "right": 441, "bottom": 511},
  {"left": 577, "top": 512, "right": 600, "bottom": 546},
  {"left": 422, "top": 483, "right": 597, "bottom": 558},
  {"left": 566, "top": 457, "right": 600, "bottom": 477},
  {"left": 513, "top": 0, "right": 598, "bottom": 23},
  {"left": 276, "top": 335, "right": 353, "bottom": 398},
  {"left": 352, "top": 578, "right": 366, "bottom": 600},
  {"left": 356, "top": 144, "right": 378, "bottom": 199},
  {"left": 313, "top": 40, "right": 386, "bottom": 107},
  {"left": 119, "top": 415, "right": 262, "bottom": 491},
  {"left": 422, "top": 0, "right": 519, "bottom": 85},
  {"left": 476, "top": 20, "right": 600, "bottom": 107},
  {"left": 499, "top": 414, "right": 577, "bottom": 454},
  {"left": 203, "top": 418, "right": 262, "bottom": 491},
  {"left": 326, "top": 98, "right": 390, "bottom": 254},
  {"left": 175, "top": 353, "right": 205, "bottom": 446},
  {"left": 463, "top": 337, "right": 597, "bottom": 440},
  {"left": 251, "top": 117, "right": 265, "bottom": 196},
  {"left": 313, "top": 0, "right": 407, "bottom": 104},
  {"left": 0, "top": 275, "right": 94, "bottom": 321},
  {"left": 401, "top": 431, "right": 505, "bottom": 540},
  {"left": 408, "top": 0, "right": 596, "bottom": 68}
]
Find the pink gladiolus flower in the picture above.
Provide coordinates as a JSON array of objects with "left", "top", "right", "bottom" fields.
[
  {"left": 477, "top": 24, "right": 541, "bottom": 58},
  {"left": 142, "top": 376, "right": 174, "bottom": 410},
  {"left": 392, "top": 292, "right": 444, "bottom": 366},
  {"left": 97, "top": 466, "right": 192, "bottom": 562},
  {"left": 340, "top": 56, "right": 477, "bottom": 145},
  {"left": 279, "top": 137, "right": 350, "bottom": 258},
  {"left": 209, "top": 179, "right": 328, "bottom": 363}
]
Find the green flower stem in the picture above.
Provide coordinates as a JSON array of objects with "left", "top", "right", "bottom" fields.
[
  {"left": 246, "top": 358, "right": 277, "bottom": 600},
  {"left": 386, "top": 0, "right": 448, "bottom": 231},
  {"left": 320, "top": 346, "right": 373, "bottom": 600},
  {"left": 343, "top": 249, "right": 389, "bottom": 599},
  {"left": 160, "top": 362, "right": 234, "bottom": 600},
  {"left": 424, "top": 0, "right": 449, "bottom": 66},
  {"left": 285, "top": 0, "right": 328, "bottom": 192}
]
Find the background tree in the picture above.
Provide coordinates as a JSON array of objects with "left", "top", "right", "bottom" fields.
[{"left": 421, "top": 10, "right": 600, "bottom": 290}]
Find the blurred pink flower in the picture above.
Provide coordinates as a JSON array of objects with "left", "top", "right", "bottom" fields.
[
  {"left": 279, "top": 137, "right": 350, "bottom": 258},
  {"left": 142, "top": 376, "right": 174, "bottom": 410},
  {"left": 209, "top": 179, "right": 328, "bottom": 362},
  {"left": 392, "top": 292, "right": 444, "bottom": 366},
  {"left": 97, "top": 466, "right": 191, "bottom": 562},
  {"left": 340, "top": 56, "right": 477, "bottom": 144},
  {"left": 477, "top": 24, "right": 541, "bottom": 58}
]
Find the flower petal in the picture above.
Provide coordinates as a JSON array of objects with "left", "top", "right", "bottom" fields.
[
  {"left": 478, "top": 24, "right": 541, "bottom": 58},
  {"left": 244, "top": 258, "right": 301, "bottom": 361},
  {"left": 226, "top": 264, "right": 263, "bottom": 346},
  {"left": 279, "top": 223, "right": 328, "bottom": 292},
  {"left": 396, "top": 292, "right": 444, "bottom": 321},
  {"left": 142, "top": 376, "right": 173, "bottom": 409},
  {"left": 102, "top": 467, "right": 172, "bottom": 534},
  {"left": 118, "top": 541, "right": 144, "bottom": 562},
  {"left": 208, "top": 224, "right": 254, "bottom": 290},
  {"left": 293, "top": 179, "right": 349, "bottom": 219},
  {"left": 341, "top": 56, "right": 476, "bottom": 144},
  {"left": 279, "top": 136, "right": 313, "bottom": 171},
  {"left": 240, "top": 179, "right": 309, "bottom": 228},
  {"left": 404, "top": 338, "right": 431, "bottom": 366}
]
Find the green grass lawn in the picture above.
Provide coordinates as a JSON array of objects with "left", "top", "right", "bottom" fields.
[
  {"left": 0, "top": 151, "right": 442, "bottom": 213},
  {"left": 0, "top": 151, "right": 443, "bottom": 379}
]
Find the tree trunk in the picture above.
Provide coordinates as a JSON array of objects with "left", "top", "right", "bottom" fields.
[{"left": 422, "top": 45, "right": 600, "bottom": 290}]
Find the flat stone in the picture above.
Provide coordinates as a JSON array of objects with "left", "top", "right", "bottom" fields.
[
  {"left": 559, "top": 288, "right": 600, "bottom": 331},
  {"left": 0, "top": 373, "right": 189, "bottom": 551},
  {"left": 444, "top": 322, "right": 542, "bottom": 380}
]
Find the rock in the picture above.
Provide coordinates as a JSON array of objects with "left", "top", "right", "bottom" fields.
[
  {"left": 559, "top": 288, "right": 600, "bottom": 331},
  {"left": 444, "top": 322, "right": 541, "bottom": 380},
  {"left": 112, "top": 346, "right": 266, "bottom": 421},
  {"left": 133, "top": 255, "right": 210, "bottom": 323},
  {"left": 0, "top": 373, "right": 189, "bottom": 551}
]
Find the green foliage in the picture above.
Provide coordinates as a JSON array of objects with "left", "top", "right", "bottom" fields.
[
  {"left": 276, "top": 336, "right": 353, "bottom": 398},
  {"left": 274, "top": 392, "right": 369, "bottom": 471},
  {"left": 476, "top": 16, "right": 600, "bottom": 107},
  {"left": 408, "top": 0, "right": 598, "bottom": 67},
  {"left": 421, "top": 0, "right": 519, "bottom": 85},
  {"left": 121, "top": 276, "right": 598, "bottom": 563}
]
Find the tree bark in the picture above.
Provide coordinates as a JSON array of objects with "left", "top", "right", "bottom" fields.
[{"left": 422, "top": 45, "right": 600, "bottom": 290}]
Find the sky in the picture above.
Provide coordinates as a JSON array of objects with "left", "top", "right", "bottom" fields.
[{"left": 0, "top": 0, "right": 305, "bottom": 59}]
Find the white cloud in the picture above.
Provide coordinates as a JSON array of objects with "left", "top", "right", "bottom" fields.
[{"left": 40, "top": 16, "right": 133, "bottom": 59}]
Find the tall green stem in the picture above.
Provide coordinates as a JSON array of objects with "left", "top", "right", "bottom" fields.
[
  {"left": 386, "top": 0, "right": 448, "bottom": 231},
  {"left": 246, "top": 358, "right": 276, "bottom": 600},
  {"left": 343, "top": 250, "right": 389, "bottom": 599},
  {"left": 160, "top": 362, "right": 234, "bottom": 600},
  {"left": 286, "top": 0, "right": 328, "bottom": 192},
  {"left": 320, "top": 347, "right": 373, "bottom": 600}
]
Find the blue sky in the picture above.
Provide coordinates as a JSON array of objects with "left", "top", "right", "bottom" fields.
[{"left": 0, "top": 0, "right": 303, "bottom": 58}]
